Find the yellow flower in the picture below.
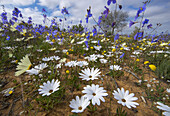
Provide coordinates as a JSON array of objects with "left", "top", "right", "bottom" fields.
[
  {"left": 15, "top": 55, "right": 32, "bottom": 76},
  {"left": 52, "top": 39, "right": 55, "bottom": 43},
  {"left": 149, "top": 64, "right": 156, "bottom": 71},
  {"left": 131, "top": 47, "right": 134, "bottom": 50},
  {"left": 66, "top": 52, "right": 69, "bottom": 55},
  {"left": 144, "top": 61, "right": 149, "bottom": 64},
  {"left": 90, "top": 46, "right": 94, "bottom": 49},
  {"left": 112, "top": 48, "right": 116, "bottom": 52},
  {"left": 136, "top": 46, "right": 139, "bottom": 49},
  {"left": 66, "top": 70, "right": 70, "bottom": 74},
  {"left": 136, "top": 59, "right": 140, "bottom": 62},
  {"left": 15, "top": 60, "right": 18, "bottom": 64},
  {"left": 120, "top": 47, "right": 123, "bottom": 50}
]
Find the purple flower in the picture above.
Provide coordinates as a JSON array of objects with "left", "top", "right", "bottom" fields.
[
  {"left": 42, "top": 8, "right": 47, "bottom": 13},
  {"left": 112, "top": 22, "right": 116, "bottom": 27},
  {"left": 92, "top": 27, "right": 97, "bottom": 36},
  {"left": 28, "top": 17, "right": 32, "bottom": 24},
  {"left": 6, "top": 36, "right": 10, "bottom": 41},
  {"left": 134, "top": 32, "right": 143, "bottom": 40},
  {"left": 12, "top": 7, "right": 21, "bottom": 17},
  {"left": 142, "top": 19, "right": 149, "bottom": 27},
  {"left": 98, "top": 40, "right": 101, "bottom": 46},
  {"left": 1, "top": 12, "right": 8, "bottom": 24},
  {"left": 84, "top": 41, "right": 89, "bottom": 48},
  {"left": 61, "top": 7, "right": 69, "bottom": 15},
  {"left": 114, "top": 34, "right": 119, "bottom": 41},
  {"left": 129, "top": 20, "right": 135, "bottom": 27},
  {"left": 103, "top": 6, "right": 109, "bottom": 18},
  {"left": 98, "top": 16, "right": 102, "bottom": 25},
  {"left": 135, "top": 4, "right": 146, "bottom": 21},
  {"left": 120, "top": 53, "right": 124, "bottom": 58},
  {"left": 107, "top": 0, "right": 116, "bottom": 6},
  {"left": 85, "top": 7, "right": 92, "bottom": 23},
  {"left": 147, "top": 24, "right": 152, "bottom": 29}
]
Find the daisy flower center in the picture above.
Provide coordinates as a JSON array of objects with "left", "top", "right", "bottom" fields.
[
  {"left": 78, "top": 106, "right": 82, "bottom": 110},
  {"left": 8, "top": 91, "right": 13, "bottom": 94},
  {"left": 49, "top": 89, "right": 53, "bottom": 93},
  {"left": 122, "top": 98, "right": 126, "bottom": 102},
  {"left": 92, "top": 92, "right": 96, "bottom": 96},
  {"left": 27, "top": 64, "right": 32, "bottom": 70},
  {"left": 89, "top": 75, "right": 92, "bottom": 78}
]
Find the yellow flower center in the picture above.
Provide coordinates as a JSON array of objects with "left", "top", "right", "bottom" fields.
[
  {"left": 52, "top": 39, "right": 55, "bottom": 42},
  {"left": 27, "top": 64, "right": 32, "bottom": 70},
  {"left": 8, "top": 91, "right": 13, "bottom": 94},
  {"left": 15, "top": 60, "right": 18, "bottom": 64}
]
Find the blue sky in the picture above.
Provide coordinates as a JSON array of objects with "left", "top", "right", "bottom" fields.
[{"left": 0, "top": 0, "right": 170, "bottom": 34}]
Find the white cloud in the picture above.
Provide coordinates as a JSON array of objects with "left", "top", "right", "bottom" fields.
[
  {"left": 37, "top": 0, "right": 60, "bottom": 9},
  {"left": 0, "top": 0, "right": 35, "bottom": 6}
]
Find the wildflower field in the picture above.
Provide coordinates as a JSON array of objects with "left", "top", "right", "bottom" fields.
[{"left": 0, "top": 0, "right": 170, "bottom": 116}]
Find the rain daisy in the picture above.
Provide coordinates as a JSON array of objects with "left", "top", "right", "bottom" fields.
[
  {"left": 79, "top": 67, "right": 101, "bottom": 81},
  {"left": 157, "top": 102, "right": 170, "bottom": 116},
  {"left": 26, "top": 68, "right": 39, "bottom": 75},
  {"left": 34, "top": 63, "right": 48, "bottom": 70},
  {"left": 110, "top": 65, "right": 122, "bottom": 71},
  {"left": 15, "top": 55, "right": 32, "bottom": 76},
  {"left": 38, "top": 79, "right": 60, "bottom": 96},
  {"left": 82, "top": 84, "right": 108, "bottom": 105},
  {"left": 113, "top": 88, "right": 139, "bottom": 109},
  {"left": 69, "top": 96, "right": 90, "bottom": 113}
]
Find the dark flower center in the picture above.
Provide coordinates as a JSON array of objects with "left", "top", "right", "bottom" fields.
[
  {"left": 122, "top": 99, "right": 126, "bottom": 102},
  {"left": 49, "top": 89, "right": 53, "bottom": 93},
  {"left": 89, "top": 75, "right": 92, "bottom": 78},
  {"left": 78, "top": 106, "right": 82, "bottom": 110},
  {"left": 93, "top": 93, "right": 96, "bottom": 96}
]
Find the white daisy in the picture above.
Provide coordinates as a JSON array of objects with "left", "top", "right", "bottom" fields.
[
  {"left": 166, "top": 88, "right": 170, "bottom": 93},
  {"left": 157, "top": 102, "right": 170, "bottom": 116},
  {"left": 38, "top": 79, "right": 60, "bottom": 96},
  {"left": 65, "top": 61, "right": 78, "bottom": 67},
  {"left": 82, "top": 84, "right": 108, "bottom": 105},
  {"left": 53, "top": 56, "right": 60, "bottom": 61},
  {"left": 77, "top": 61, "right": 89, "bottom": 67},
  {"left": 99, "top": 59, "right": 107, "bottom": 64},
  {"left": 113, "top": 88, "right": 139, "bottom": 109},
  {"left": 110, "top": 65, "right": 122, "bottom": 71},
  {"left": 79, "top": 68, "right": 101, "bottom": 81},
  {"left": 69, "top": 96, "right": 90, "bottom": 113},
  {"left": 34, "top": 63, "right": 48, "bottom": 70},
  {"left": 26, "top": 68, "right": 39, "bottom": 75},
  {"left": 94, "top": 46, "right": 102, "bottom": 51},
  {"left": 42, "top": 57, "right": 51, "bottom": 61}
]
